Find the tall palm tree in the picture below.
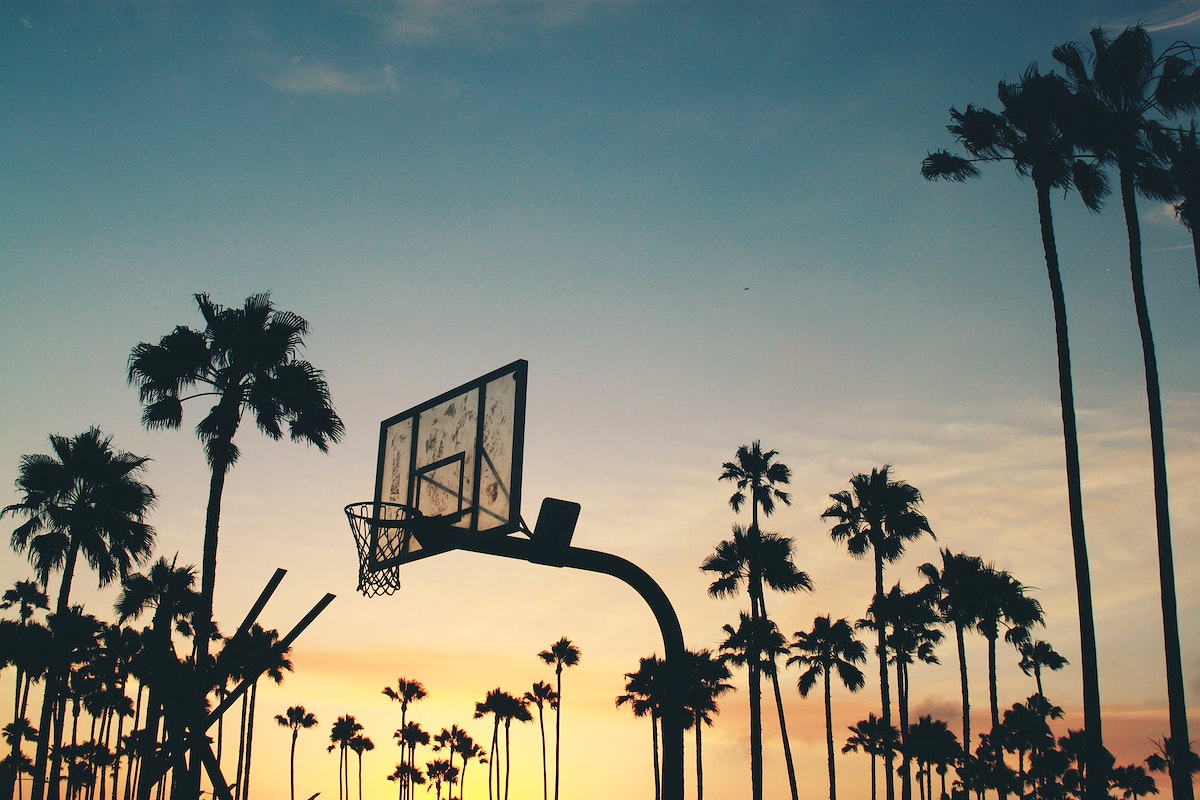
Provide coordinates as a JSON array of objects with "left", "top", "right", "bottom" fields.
[
  {"left": 717, "top": 441, "right": 792, "bottom": 800},
  {"left": 923, "top": 67, "right": 1110, "bottom": 800},
  {"left": 382, "top": 679, "right": 425, "bottom": 800},
  {"left": 1054, "top": 30, "right": 1200, "bottom": 800},
  {"left": 452, "top": 736, "right": 485, "bottom": 800},
  {"left": 127, "top": 293, "right": 344, "bottom": 665},
  {"left": 327, "top": 715, "right": 362, "bottom": 800},
  {"left": 473, "top": 691, "right": 504, "bottom": 800},
  {"left": 822, "top": 465, "right": 934, "bottom": 800},
  {"left": 918, "top": 549, "right": 987, "bottom": 751},
  {"left": 523, "top": 682, "right": 557, "bottom": 800},
  {"left": 788, "top": 616, "right": 867, "bottom": 800},
  {"left": 274, "top": 706, "right": 317, "bottom": 800},
  {"left": 843, "top": 714, "right": 898, "bottom": 800},
  {"left": 537, "top": 637, "right": 580, "bottom": 800},
  {"left": 682, "top": 649, "right": 733, "bottom": 800},
  {"left": 616, "top": 656, "right": 663, "bottom": 800},
  {"left": 4, "top": 429, "right": 157, "bottom": 800},
  {"left": 497, "top": 692, "right": 530, "bottom": 800}
]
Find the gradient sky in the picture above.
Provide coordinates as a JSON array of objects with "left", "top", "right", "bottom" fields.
[{"left": 3, "top": 2, "right": 1199, "bottom": 798}]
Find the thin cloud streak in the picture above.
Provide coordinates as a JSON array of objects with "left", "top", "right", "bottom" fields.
[{"left": 264, "top": 61, "right": 400, "bottom": 96}]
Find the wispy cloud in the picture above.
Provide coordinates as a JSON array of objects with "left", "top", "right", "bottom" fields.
[
  {"left": 375, "top": 0, "right": 618, "bottom": 46},
  {"left": 264, "top": 61, "right": 400, "bottom": 96},
  {"left": 1141, "top": 1, "right": 1200, "bottom": 32}
]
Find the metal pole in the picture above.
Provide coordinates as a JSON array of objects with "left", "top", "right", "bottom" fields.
[{"left": 460, "top": 536, "right": 686, "bottom": 800}]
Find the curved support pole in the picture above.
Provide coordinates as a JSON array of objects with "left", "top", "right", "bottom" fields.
[{"left": 459, "top": 536, "right": 686, "bottom": 800}]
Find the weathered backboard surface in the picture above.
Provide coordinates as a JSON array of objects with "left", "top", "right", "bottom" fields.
[{"left": 370, "top": 360, "right": 527, "bottom": 568}]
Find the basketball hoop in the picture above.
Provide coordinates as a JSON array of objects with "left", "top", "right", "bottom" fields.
[{"left": 344, "top": 502, "right": 419, "bottom": 597}]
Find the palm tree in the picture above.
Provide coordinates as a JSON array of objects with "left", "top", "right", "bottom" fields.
[
  {"left": 424, "top": 759, "right": 458, "bottom": 800},
  {"left": 700, "top": 523, "right": 811, "bottom": 800},
  {"left": 348, "top": 734, "right": 373, "bottom": 800},
  {"left": 383, "top": 679, "right": 427, "bottom": 737},
  {"left": 387, "top": 763, "right": 423, "bottom": 800},
  {"left": 904, "top": 716, "right": 960, "bottom": 800},
  {"left": 822, "top": 465, "right": 934, "bottom": 800},
  {"left": 1054, "top": 30, "right": 1200, "bottom": 800},
  {"left": 2, "top": 581, "right": 49, "bottom": 800},
  {"left": 1017, "top": 640, "right": 1068, "bottom": 700},
  {"left": 974, "top": 568, "right": 1043, "bottom": 734},
  {"left": 919, "top": 549, "right": 987, "bottom": 751},
  {"left": 788, "top": 616, "right": 867, "bottom": 800},
  {"left": 498, "top": 692, "right": 530, "bottom": 800},
  {"left": 843, "top": 714, "right": 898, "bottom": 800},
  {"left": 127, "top": 293, "right": 344, "bottom": 666},
  {"left": 452, "top": 737, "right": 485, "bottom": 800},
  {"left": 473, "top": 691, "right": 504, "bottom": 800},
  {"left": 431, "top": 724, "right": 470, "bottom": 792},
  {"left": 114, "top": 557, "right": 199, "bottom": 800},
  {"left": 924, "top": 66, "right": 1110, "bottom": 800},
  {"left": 328, "top": 715, "right": 362, "bottom": 800},
  {"left": 866, "top": 583, "right": 944, "bottom": 800},
  {"left": 1146, "top": 737, "right": 1200, "bottom": 789},
  {"left": 274, "top": 706, "right": 317, "bottom": 800},
  {"left": 616, "top": 656, "right": 663, "bottom": 800},
  {"left": 395, "top": 723, "right": 430, "bottom": 800},
  {"left": 717, "top": 441, "right": 792, "bottom": 800},
  {"left": 682, "top": 649, "right": 733, "bottom": 800},
  {"left": 523, "top": 682, "right": 557, "bottom": 800},
  {"left": 1111, "top": 763, "right": 1159, "bottom": 800},
  {"left": 1165, "top": 122, "right": 1200, "bottom": 289},
  {"left": 537, "top": 637, "right": 579, "bottom": 800},
  {"left": 3, "top": 428, "right": 156, "bottom": 800}
]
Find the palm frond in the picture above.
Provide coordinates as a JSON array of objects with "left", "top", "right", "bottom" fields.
[{"left": 921, "top": 151, "right": 981, "bottom": 182}]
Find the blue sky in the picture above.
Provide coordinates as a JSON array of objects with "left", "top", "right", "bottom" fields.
[{"left": 3, "top": 2, "right": 1200, "bottom": 798}]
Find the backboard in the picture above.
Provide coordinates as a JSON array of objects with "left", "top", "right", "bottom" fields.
[{"left": 368, "top": 359, "right": 527, "bottom": 570}]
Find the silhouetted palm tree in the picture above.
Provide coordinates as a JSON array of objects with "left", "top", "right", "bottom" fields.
[
  {"left": 2, "top": 580, "right": 49, "bottom": 800},
  {"left": 348, "top": 734, "right": 373, "bottom": 800},
  {"left": 701, "top": 522, "right": 811, "bottom": 800},
  {"left": 843, "top": 714, "right": 898, "bottom": 800},
  {"left": 616, "top": 656, "right": 663, "bottom": 800},
  {"left": 918, "top": 549, "right": 987, "bottom": 751},
  {"left": 127, "top": 293, "right": 344, "bottom": 663},
  {"left": 4, "top": 428, "right": 156, "bottom": 800},
  {"left": 823, "top": 465, "right": 933, "bottom": 800},
  {"left": 328, "top": 715, "right": 362, "bottom": 800},
  {"left": 537, "top": 637, "right": 579, "bottom": 800},
  {"left": 789, "top": 616, "right": 866, "bottom": 800},
  {"left": 473, "top": 691, "right": 504, "bottom": 800},
  {"left": 682, "top": 648, "right": 733, "bottom": 800},
  {"left": 1054, "top": 29, "right": 1200, "bottom": 800},
  {"left": 387, "top": 763, "right": 423, "bottom": 800},
  {"left": 1165, "top": 122, "right": 1200, "bottom": 289},
  {"left": 523, "top": 682, "right": 557, "bottom": 800},
  {"left": 717, "top": 441, "right": 792, "bottom": 800},
  {"left": 453, "top": 736, "right": 485, "bottom": 800},
  {"left": 275, "top": 705, "right": 317, "bottom": 800},
  {"left": 923, "top": 67, "right": 1109, "bottom": 800},
  {"left": 395, "top": 722, "right": 429, "bottom": 800},
  {"left": 974, "top": 568, "right": 1042, "bottom": 733},
  {"left": 115, "top": 556, "right": 198, "bottom": 800},
  {"left": 904, "top": 716, "right": 960, "bottom": 800},
  {"left": 424, "top": 758, "right": 458, "bottom": 800},
  {"left": 1111, "top": 763, "right": 1159, "bottom": 800},
  {"left": 1017, "top": 640, "right": 1068, "bottom": 700}
]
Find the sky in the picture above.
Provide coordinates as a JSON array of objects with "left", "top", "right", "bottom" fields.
[{"left": 2, "top": 1, "right": 1200, "bottom": 798}]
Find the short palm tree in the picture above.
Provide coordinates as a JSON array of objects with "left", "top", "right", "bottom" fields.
[
  {"left": 1017, "top": 639, "right": 1068, "bottom": 699},
  {"left": 395, "top": 722, "right": 430, "bottom": 800},
  {"left": 923, "top": 67, "right": 1109, "bottom": 799},
  {"left": 424, "top": 758, "right": 458, "bottom": 800},
  {"left": 1111, "top": 763, "right": 1160, "bottom": 800},
  {"left": 1054, "top": 30, "right": 1200, "bottom": 800},
  {"left": 788, "top": 616, "right": 866, "bottom": 800},
  {"left": 4, "top": 428, "right": 156, "bottom": 800},
  {"left": 328, "top": 715, "right": 363, "bottom": 800},
  {"left": 2, "top": 580, "right": 49, "bottom": 800},
  {"left": 904, "top": 716, "right": 960, "bottom": 800},
  {"left": 275, "top": 705, "right": 318, "bottom": 800},
  {"left": 843, "top": 714, "right": 898, "bottom": 800},
  {"left": 523, "top": 682, "right": 557, "bottom": 800},
  {"left": 682, "top": 648, "right": 733, "bottom": 800},
  {"left": 348, "top": 734, "right": 373, "bottom": 800},
  {"left": 616, "top": 656, "right": 663, "bottom": 800},
  {"left": 537, "top": 637, "right": 580, "bottom": 800},
  {"left": 822, "top": 465, "right": 933, "bottom": 800},
  {"left": 717, "top": 441, "right": 792, "bottom": 800}
]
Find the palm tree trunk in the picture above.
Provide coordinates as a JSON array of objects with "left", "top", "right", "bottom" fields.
[
  {"left": 898, "top": 661, "right": 911, "bottom": 800},
  {"left": 538, "top": 708, "right": 547, "bottom": 800},
  {"left": 503, "top": 720, "right": 512, "bottom": 800},
  {"left": 242, "top": 683, "right": 258, "bottom": 800},
  {"left": 749, "top": 510, "right": 764, "bottom": 800},
  {"left": 1034, "top": 177, "right": 1104, "bottom": 800},
  {"left": 651, "top": 715, "right": 661, "bottom": 800},
  {"left": 768, "top": 656, "right": 799, "bottom": 800},
  {"left": 824, "top": 672, "right": 836, "bottom": 800},
  {"left": 1117, "top": 167, "right": 1192, "bottom": 800},
  {"left": 288, "top": 731, "right": 297, "bottom": 800},
  {"left": 873, "top": 551, "right": 895, "bottom": 800},
  {"left": 955, "top": 623, "right": 970, "bottom": 757},
  {"left": 694, "top": 716, "right": 704, "bottom": 800},
  {"left": 552, "top": 669, "right": 561, "bottom": 800}
]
